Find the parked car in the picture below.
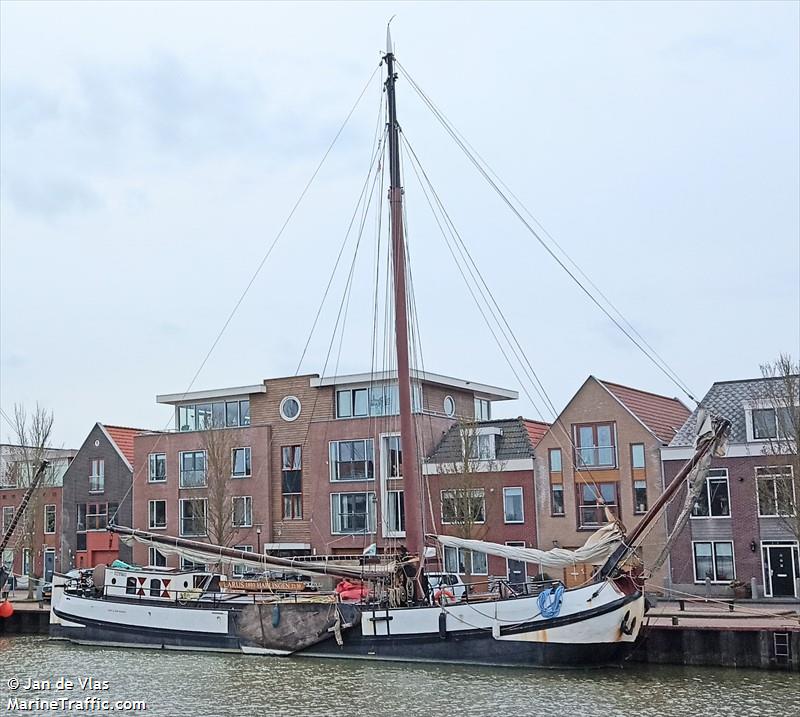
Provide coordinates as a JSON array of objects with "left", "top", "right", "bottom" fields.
[{"left": 426, "top": 572, "right": 467, "bottom": 602}]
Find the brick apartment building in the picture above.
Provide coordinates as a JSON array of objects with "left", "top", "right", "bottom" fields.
[
  {"left": 61, "top": 423, "right": 150, "bottom": 569},
  {"left": 0, "top": 445, "right": 77, "bottom": 582},
  {"left": 423, "top": 418, "right": 549, "bottom": 585},
  {"left": 662, "top": 377, "right": 799, "bottom": 599},
  {"left": 533, "top": 376, "right": 691, "bottom": 587},
  {"left": 131, "top": 370, "right": 518, "bottom": 568}
]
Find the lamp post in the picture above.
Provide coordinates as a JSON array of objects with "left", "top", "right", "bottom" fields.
[{"left": 256, "top": 527, "right": 262, "bottom": 555}]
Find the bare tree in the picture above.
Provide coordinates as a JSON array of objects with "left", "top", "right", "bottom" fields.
[
  {"left": 752, "top": 354, "right": 800, "bottom": 540},
  {"left": 8, "top": 404, "right": 55, "bottom": 598},
  {"left": 200, "top": 420, "right": 238, "bottom": 552},
  {"left": 436, "top": 419, "right": 502, "bottom": 584}
]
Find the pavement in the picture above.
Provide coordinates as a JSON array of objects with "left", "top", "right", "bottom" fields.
[{"left": 647, "top": 599, "right": 800, "bottom": 631}]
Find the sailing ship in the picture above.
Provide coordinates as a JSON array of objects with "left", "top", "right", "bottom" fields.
[{"left": 49, "top": 29, "right": 730, "bottom": 667}]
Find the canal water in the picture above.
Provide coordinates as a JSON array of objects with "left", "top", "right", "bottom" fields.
[{"left": 1, "top": 636, "right": 797, "bottom": 716}]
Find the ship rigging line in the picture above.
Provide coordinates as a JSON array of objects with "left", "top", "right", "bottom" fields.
[
  {"left": 104, "top": 63, "right": 382, "bottom": 528},
  {"left": 396, "top": 61, "right": 698, "bottom": 406},
  {"left": 400, "top": 132, "right": 608, "bottom": 497}
]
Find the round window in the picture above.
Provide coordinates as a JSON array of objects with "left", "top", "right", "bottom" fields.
[
  {"left": 280, "top": 396, "right": 301, "bottom": 422},
  {"left": 443, "top": 395, "right": 455, "bottom": 417},
  {"left": 111, "top": 578, "right": 117, "bottom": 585}
]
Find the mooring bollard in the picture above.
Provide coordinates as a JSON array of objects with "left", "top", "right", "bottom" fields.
[
  {"left": 671, "top": 616, "right": 679, "bottom": 626},
  {"left": 679, "top": 599, "right": 685, "bottom": 611}
]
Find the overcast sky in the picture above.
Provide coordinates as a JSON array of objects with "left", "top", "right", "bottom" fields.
[{"left": 1, "top": 1, "right": 798, "bottom": 448}]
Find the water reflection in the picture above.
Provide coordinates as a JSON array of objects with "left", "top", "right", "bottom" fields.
[{"left": 1, "top": 637, "right": 796, "bottom": 717}]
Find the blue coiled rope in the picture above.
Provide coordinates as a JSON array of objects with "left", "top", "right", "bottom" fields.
[{"left": 537, "top": 585, "right": 565, "bottom": 619}]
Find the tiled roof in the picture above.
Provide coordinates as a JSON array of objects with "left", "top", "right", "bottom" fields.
[
  {"left": 426, "top": 418, "right": 544, "bottom": 463},
  {"left": 522, "top": 420, "right": 550, "bottom": 448},
  {"left": 101, "top": 425, "right": 149, "bottom": 466},
  {"left": 599, "top": 379, "right": 691, "bottom": 444},
  {"left": 669, "top": 376, "right": 797, "bottom": 446}
]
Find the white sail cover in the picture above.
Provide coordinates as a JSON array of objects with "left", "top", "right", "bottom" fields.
[{"left": 433, "top": 522, "right": 623, "bottom": 568}]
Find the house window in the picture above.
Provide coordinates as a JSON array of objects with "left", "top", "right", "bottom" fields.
[
  {"left": 466, "top": 433, "right": 496, "bottom": 461},
  {"left": 443, "top": 546, "right": 487, "bottom": 575},
  {"left": 336, "top": 388, "right": 368, "bottom": 418},
  {"left": 693, "top": 541, "right": 735, "bottom": 583},
  {"left": 578, "top": 483, "right": 618, "bottom": 528},
  {"left": 548, "top": 448, "right": 562, "bottom": 473},
  {"left": 474, "top": 398, "right": 491, "bottom": 421},
  {"left": 148, "top": 548, "right": 167, "bottom": 567},
  {"left": 2, "top": 506, "right": 14, "bottom": 532},
  {"left": 335, "top": 384, "right": 421, "bottom": 419},
  {"left": 148, "top": 500, "right": 167, "bottom": 529},
  {"left": 181, "top": 557, "right": 206, "bottom": 571},
  {"left": 179, "top": 451, "right": 207, "bottom": 488},
  {"left": 178, "top": 399, "right": 250, "bottom": 431},
  {"left": 149, "top": 453, "right": 166, "bottom": 482},
  {"left": 281, "top": 446, "right": 302, "bottom": 519},
  {"left": 180, "top": 498, "right": 207, "bottom": 537},
  {"left": 231, "top": 447, "right": 252, "bottom": 478},
  {"left": 279, "top": 396, "right": 301, "bottom": 422},
  {"left": 232, "top": 496, "right": 253, "bottom": 528},
  {"left": 384, "top": 435, "right": 403, "bottom": 479},
  {"left": 77, "top": 504, "right": 86, "bottom": 532},
  {"left": 574, "top": 423, "right": 616, "bottom": 468},
  {"left": 441, "top": 489, "right": 486, "bottom": 524},
  {"left": 634, "top": 480, "right": 648, "bottom": 514},
  {"left": 386, "top": 490, "right": 405, "bottom": 533},
  {"left": 232, "top": 546, "right": 254, "bottom": 576},
  {"left": 503, "top": 487, "right": 524, "bottom": 523},
  {"left": 89, "top": 459, "right": 105, "bottom": 493},
  {"left": 443, "top": 395, "right": 456, "bottom": 417},
  {"left": 631, "top": 443, "right": 646, "bottom": 469},
  {"left": 329, "top": 439, "right": 374, "bottom": 481},
  {"left": 22, "top": 549, "right": 31, "bottom": 576},
  {"left": 330, "top": 492, "right": 376, "bottom": 534},
  {"left": 84, "top": 502, "right": 117, "bottom": 531},
  {"left": 551, "top": 485, "right": 565, "bottom": 516},
  {"left": 756, "top": 466, "right": 795, "bottom": 517},
  {"left": 751, "top": 407, "right": 793, "bottom": 440},
  {"left": 692, "top": 469, "right": 730, "bottom": 518},
  {"left": 44, "top": 504, "right": 56, "bottom": 534}
]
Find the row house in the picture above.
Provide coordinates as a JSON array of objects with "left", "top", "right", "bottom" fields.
[
  {"left": 61, "top": 423, "right": 150, "bottom": 570},
  {"left": 131, "top": 370, "right": 517, "bottom": 568},
  {"left": 663, "top": 377, "right": 799, "bottom": 599},
  {"left": 423, "top": 418, "right": 549, "bottom": 586},
  {"left": 533, "top": 377, "right": 691, "bottom": 588},
  {"left": 0, "top": 445, "right": 77, "bottom": 582}
]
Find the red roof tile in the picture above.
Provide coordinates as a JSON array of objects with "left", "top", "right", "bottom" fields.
[
  {"left": 522, "top": 419, "right": 550, "bottom": 448},
  {"left": 598, "top": 380, "right": 691, "bottom": 444},
  {"left": 102, "top": 425, "right": 148, "bottom": 466}
]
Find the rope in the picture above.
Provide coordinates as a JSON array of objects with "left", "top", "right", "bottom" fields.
[{"left": 537, "top": 585, "right": 565, "bottom": 619}]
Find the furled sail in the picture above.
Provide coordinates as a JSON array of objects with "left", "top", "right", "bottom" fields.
[{"left": 431, "top": 522, "right": 624, "bottom": 569}]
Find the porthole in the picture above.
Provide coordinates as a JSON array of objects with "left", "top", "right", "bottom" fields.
[
  {"left": 443, "top": 395, "right": 455, "bottom": 417},
  {"left": 183, "top": 581, "right": 189, "bottom": 588},
  {"left": 111, "top": 578, "right": 117, "bottom": 585},
  {"left": 280, "top": 396, "right": 301, "bottom": 422}
]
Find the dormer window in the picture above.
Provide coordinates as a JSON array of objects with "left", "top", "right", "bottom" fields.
[
  {"left": 462, "top": 427, "right": 501, "bottom": 461},
  {"left": 751, "top": 407, "right": 792, "bottom": 440}
]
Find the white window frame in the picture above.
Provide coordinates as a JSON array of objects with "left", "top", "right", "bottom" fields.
[
  {"left": 755, "top": 466, "right": 796, "bottom": 518},
  {"left": 279, "top": 395, "right": 302, "bottom": 422},
  {"left": 148, "top": 453, "right": 167, "bottom": 483},
  {"left": 232, "top": 496, "right": 253, "bottom": 528},
  {"left": 43, "top": 504, "right": 56, "bottom": 534},
  {"left": 443, "top": 546, "right": 488, "bottom": 576},
  {"left": 179, "top": 450, "right": 207, "bottom": 489},
  {"left": 503, "top": 487, "right": 524, "bottom": 524},
  {"left": 474, "top": 397, "right": 491, "bottom": 421},
  {"left": 181, "top": 557, "right": 206, "bottom": 571},
  {"left": 440, "top": 489, "right": 486, "bottom": 525},
  {"left": 690, "top": 469, "right": 731, "bottom": 519},
  {"left": 330, "top": 492, "right": 376, "bottom": 535},
  {"left": 380, "top": 432, "right": 404, "bottom": 538},
  {"left": 148, "top": 500, "right": 167, "bottom": 530},
  {"left": 744, "top": 400, "right": 797, "bottom": 443},
  {"left": 760, "top": 541, "right": 800, "bottom": 598},
  {"left": 462, "top": 426, "right": 501, "bottom": 462},
  {"left": 148, "top": 547, "right": 167, "bottom": 567},
  {"left": 179, "top": 498, "right": 207, "bottom": 537},
  {"left": 231, "top": 447, "right": 252, "bottom": 478},
  {"left": 1, "top": 506, "right": 13, "bottom": 532},
  {"left": 232, "top": 545, "right": 254, "bottom": 576},
  {"left": 89, "top": 458, "right": 105, "bottom": 494},
  {"left": 691, "top": 540, "right": 736, "bottom": 584},
  {"left": 329, "top": 439, "right": 375, "bottom": 482}
]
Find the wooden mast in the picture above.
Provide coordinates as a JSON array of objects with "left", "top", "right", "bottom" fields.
[{"left": 384, "top": 27, "right": 423, "bottom": 558}]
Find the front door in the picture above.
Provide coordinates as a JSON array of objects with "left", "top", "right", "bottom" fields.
[
  {"left": 505, "top": 542, "right": 527, "bottom": 588},
  {"left": 44, "top": 550, "right": 55, "bottom": 582},
  {"left": 768, "top": 546, "right": 796, "bottom": 597}
]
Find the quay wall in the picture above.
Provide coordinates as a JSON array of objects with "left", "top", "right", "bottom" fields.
[{"left": 632, "top": 626, "right": 799, "bottom": 672}]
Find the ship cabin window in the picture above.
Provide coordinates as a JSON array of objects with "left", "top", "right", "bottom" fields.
[
  {"left": 125, "top": 577, "right": 137, "bottom": 595},
  {"left": 149, "top": 578, "right": 162, "bottom": 598}
]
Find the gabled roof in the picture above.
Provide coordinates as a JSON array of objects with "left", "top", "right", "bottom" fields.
[
  {"left": 522, "top": 420, "right": 550, "bottom": 448},
  {"left": 669, "top": 376, "right": 799, "bottom": 446},
  {"left": 597, "top": 379, "right": 691, "bottom": 444},
  {"left": 426, "top": 417, "right": 548, "bottom": 464},
  {"left": 98, "top": 424, "right": 152, "bottom": 470}
]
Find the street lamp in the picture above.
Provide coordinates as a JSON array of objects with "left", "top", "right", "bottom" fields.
[{"left": 256, "top": 527, "right": 262, "bottom": 555}]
